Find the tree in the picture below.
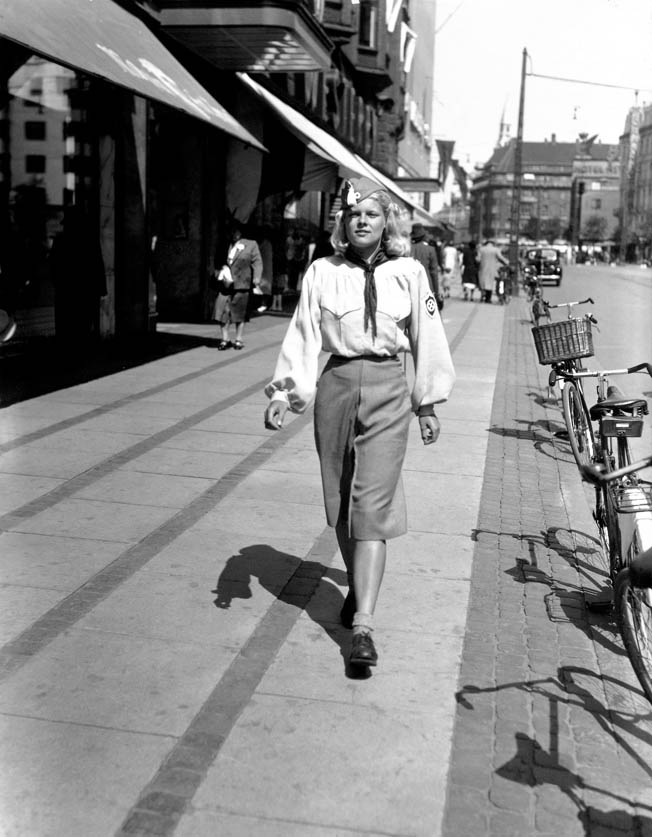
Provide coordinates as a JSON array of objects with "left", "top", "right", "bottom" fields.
[
  {"left": 540, "top": 217, "right": 562, "bottom": 244},
  {"left": 582, "top": 214, "right": 608, "bottom": 243}
]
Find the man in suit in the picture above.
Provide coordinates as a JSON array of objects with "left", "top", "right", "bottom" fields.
[
  {"left": 477, "top": 239, "right": 508, "bottom": 303},
  {"left": 410, "top": 224, "right": 442, "bottom": 309},
  {"left": 213, "top": 221, "right": 262, "bottom": 349}
]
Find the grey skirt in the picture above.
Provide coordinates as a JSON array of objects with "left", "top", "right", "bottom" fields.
[{"left": 314, "top": 355, "right": 412, "bottom": 540}]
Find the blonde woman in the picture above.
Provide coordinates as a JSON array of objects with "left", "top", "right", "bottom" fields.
[{"left": 263, "top": 177, "right": 455, "bottom": 670}]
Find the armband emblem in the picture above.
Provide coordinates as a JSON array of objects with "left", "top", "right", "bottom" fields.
[{"left": 424, "top": 294, "right": 437, "bottom": 317}]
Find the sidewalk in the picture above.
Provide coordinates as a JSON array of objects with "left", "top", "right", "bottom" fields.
[{"left": 0, "top": 296, "right": 650, "bottom": 836}]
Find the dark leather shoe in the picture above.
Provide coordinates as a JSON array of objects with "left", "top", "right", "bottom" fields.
[
  {"left": 340, "top": 591, "right": 356, "bottom": 629},
  {"left": 350, "top": 632, "right": 377, "bottom": 666}
]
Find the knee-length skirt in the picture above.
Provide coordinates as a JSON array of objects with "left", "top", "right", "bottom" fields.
[
  {"left": 213, "top": 289, "right": 249, "bottom": 324},
  {"left": 314, "top": 355, "right": 412, "bottom": 540}
]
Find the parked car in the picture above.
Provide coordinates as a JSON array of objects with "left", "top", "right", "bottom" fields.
[{"left": 523, "top": 247, "right": 563, "bottom": 286}]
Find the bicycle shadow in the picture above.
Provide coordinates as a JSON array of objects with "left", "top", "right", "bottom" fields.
[
  {"left": 211, "top": 544, "right": 369, "bottom": 679},
  {"left": 474, "top": 523, "right": 625, "bottom": 658},
  {"left": 487, "top": 417, "right": 570, "bottom": 462},
  {"left": 457, "top": 667, "right": 652, "bottom": 834}
]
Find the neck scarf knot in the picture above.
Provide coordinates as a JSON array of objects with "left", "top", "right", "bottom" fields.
[{"left": 345, "top": 246, "right": 389, "bottom": 340}]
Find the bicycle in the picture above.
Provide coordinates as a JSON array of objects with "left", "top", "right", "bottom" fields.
[
  {"left": 582, "top": 455, "right": 652, "bottom": 704},
  {"left": 531, "top": 297, "right": 597, "bottom": 467},
  {"left": 556, "top": 363, "right": 652, "bottom": 576},
  {"left": 495, "top": 264, "right": 513, "bottom": 305}
]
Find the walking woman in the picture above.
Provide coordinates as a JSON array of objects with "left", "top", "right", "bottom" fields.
[{"left": 263, "top": 177, "right": 455, "bottom": 669}]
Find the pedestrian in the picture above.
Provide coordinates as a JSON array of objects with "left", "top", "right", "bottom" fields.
[
  {"left": 213, "top": 221, "right": 262, "bottom": 350},
  {"left": 49, "top": 205, "right": 106, "bottom": 346},
  {"left": 256, "top": 226, "right": 274, "bottom": 313},
  {"left": 442, "top": 240, "right": 461, "bottom": 298},
  {"left": 461, "top": 240, "right": 480, "bottom": 301},
  {"left": 410, "top": 223, "right": 442, "bottom": 309},
  {"left": 285, "top": 229, "right": 307, "bottom": 293},
  {"left": 263, "top": 176, "right": 455, "bottom": 669},
  {"left": 477, "top": 239, "right": 508, "bottom": 303}
]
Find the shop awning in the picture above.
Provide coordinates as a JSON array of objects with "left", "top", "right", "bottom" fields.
[
  {"left": 238, "top": 73, "right": 437, "bottom": 221},
  {"left": 238, "top": 72, "right": 364, "bottom": 178},
  {"left": 0, "top": 0, "right": 265, "bottom": 150}
]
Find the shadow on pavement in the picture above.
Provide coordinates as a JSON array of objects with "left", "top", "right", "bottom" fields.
[
  {"left": 212, "top": 544, "right": 371, "bottom": 680},
  {"left": 0, "top": 331, "right": 217, "bottom": 407},
  {"left": 457, "top": 667, "right": 652, "bottom": 836}
]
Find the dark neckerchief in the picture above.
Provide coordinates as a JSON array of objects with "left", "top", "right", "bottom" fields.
[{"left": 345, "top": 245, "right": 390, "bottom": 341}]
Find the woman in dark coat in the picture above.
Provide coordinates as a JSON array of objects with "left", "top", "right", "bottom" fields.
[{"left": 461, "top": 240, "right": 479, "bottom": 301}]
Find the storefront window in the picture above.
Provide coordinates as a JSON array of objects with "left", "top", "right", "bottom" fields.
[{"left": 0, "top": 50, "right": 96, "bottom": 331}]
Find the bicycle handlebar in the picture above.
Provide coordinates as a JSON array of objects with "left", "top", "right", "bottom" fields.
[
  {"left": 628, "top": 362, "right": 652, "bottom": 378},
  {"left": 547, "top": 297, "right": 594, "bottom": 309},
  {"left": 580, "top": 455, "right": 652, "bottom": 485},
  {"left": 551, "top": 360, "right": 652, "bottom": 380}
]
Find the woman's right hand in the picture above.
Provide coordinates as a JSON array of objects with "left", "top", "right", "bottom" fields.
[{"left": 264, "top": 399, "right": 288, "bottom": 430}]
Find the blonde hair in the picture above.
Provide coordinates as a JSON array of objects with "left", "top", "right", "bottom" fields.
[{"left": 330, "top": 190, "right": 410, "bottom": 257}]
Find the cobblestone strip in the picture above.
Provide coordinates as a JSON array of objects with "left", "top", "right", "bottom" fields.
[
  {"left": 0, "top": 339, "right": 281, "bottom": 455},
  {"left": 115, "top": 526, "right": 338, "bottom": 837},
  {"left": 442, "top": 300, "right": 652, "bottom": 837},
  {"left": 0, "top": 377, "right": 271, "bottom": 531},
  {"left": 0, "top": 405, "right": 314, "bottom": 684}
]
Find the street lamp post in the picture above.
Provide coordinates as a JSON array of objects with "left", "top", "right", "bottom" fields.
[{"left": 509, "top": 47, "right": 528, "bottom": 293}]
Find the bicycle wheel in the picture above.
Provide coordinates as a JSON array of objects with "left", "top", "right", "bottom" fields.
[
  {"left": 594, "top": 480, "right": 621, "bottom": 581},
  {"left": 615, "top": 567, "right": 652, "bottom": 705},
  {"left": 561, "top": 381, "right": 595, "bottom": 468}
]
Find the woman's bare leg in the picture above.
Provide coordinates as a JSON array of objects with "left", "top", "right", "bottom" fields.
[{"left": 352, "top": 539, "right": 386, "bottom": 619}]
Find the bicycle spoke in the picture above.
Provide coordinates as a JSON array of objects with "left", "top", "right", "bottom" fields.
[{"left": 617, "top": 571, "right": 652, "bottom": 705}]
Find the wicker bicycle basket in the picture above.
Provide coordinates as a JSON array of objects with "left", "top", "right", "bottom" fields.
[{"left": 532, "top": 317, "right": 594, "bottom": 365}]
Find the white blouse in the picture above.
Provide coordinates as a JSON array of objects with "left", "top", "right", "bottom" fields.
[{"left": 265, "top": 254, "right": 456, "bottom": 413}]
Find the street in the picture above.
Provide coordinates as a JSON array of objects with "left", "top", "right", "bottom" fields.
[{"left": 0, "top": 265, "right": 651, "bottom": 836}]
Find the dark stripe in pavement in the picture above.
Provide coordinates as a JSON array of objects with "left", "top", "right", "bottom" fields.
[
  {"left": 0, "top": 339, "right": 280, "bottom": 455},
  {"left": 116, "top": 526, "right": 338, "bottom": 837},
  {"left": 0, "top": 406, "right": 314, "bottom": 682},
  {"left": 0, "top": 377, "right": 271, "bottom": 532}
]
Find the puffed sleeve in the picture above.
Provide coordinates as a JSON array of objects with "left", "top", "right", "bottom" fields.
[
  {"left": 264, "top": 261, "right": 323, "bottom": 413},
  {"left": 407, "top": 262, "right": 455, "bottom": 412}
]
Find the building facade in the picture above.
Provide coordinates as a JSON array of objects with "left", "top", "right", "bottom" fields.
[
  {"left": 470, "top": 135, "right": 620, "bottom": 248},
  {"left": 1, "top": 0, "right": 437, "bottom": 343},
  {"left": 619, "top": 104, "right": 652, "bottom": 262}
]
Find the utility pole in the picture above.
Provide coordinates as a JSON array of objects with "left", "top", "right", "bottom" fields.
[{"left": 509, "top": 48, "right": 527, "bottom": 290}]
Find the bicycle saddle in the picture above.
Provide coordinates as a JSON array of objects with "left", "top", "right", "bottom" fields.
[
  {"left": 589, "top": 384, "right": 648, "bottom": 419},
  {"left": 629, "top": 547, "right": 652, "bottom": 588}
]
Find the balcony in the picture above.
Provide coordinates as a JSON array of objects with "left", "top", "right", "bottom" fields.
[{"left": 158, "top": 1, "right": 333, "bottom": 72}]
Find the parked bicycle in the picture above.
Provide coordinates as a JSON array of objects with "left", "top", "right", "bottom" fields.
[
  {"left": 495, "top": 264, "right": 513, "bottom": 305},
  {"left": 552, "top": 363, "right": 652, "bottom": 571},
  {"left": 582, "top": 455, "right": 652, "bottom": 704},
  {"left": 531, "top": 297, "right": 597, "bottom": 464}
]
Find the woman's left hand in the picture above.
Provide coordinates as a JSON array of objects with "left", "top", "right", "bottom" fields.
[{"left": 419, "top": 414, "right": 440, "bottom": 446}]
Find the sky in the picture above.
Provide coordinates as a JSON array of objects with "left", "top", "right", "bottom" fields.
[{"left": 432, "top": 0, "right": 652, "bottom": 170}]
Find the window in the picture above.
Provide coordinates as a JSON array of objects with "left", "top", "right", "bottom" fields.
[
  {"left": 25, "top": 121, "right": 46, "bottom": 140},
  {"left": 25, "top": 155, "right": 46, "bottom": 173},
  {"left": 359, "top": 0, "right": 377, "bottom": 48}
]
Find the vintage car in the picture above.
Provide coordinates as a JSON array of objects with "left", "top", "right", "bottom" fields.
[{"left": 523, "top": 247, "right": 563, "bottom": 286}]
